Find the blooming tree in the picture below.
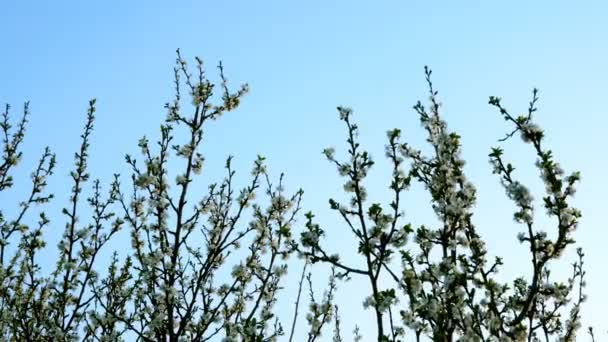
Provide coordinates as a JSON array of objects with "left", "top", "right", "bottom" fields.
[
  {"left": 0, "top": 51, "right": 313, "bottom": 341},
  {"left": 298, "top": 68, "right": 589, "bottom": 341},
  {"left": 0, "top": 52, "right": 594, "bottom": 341}
]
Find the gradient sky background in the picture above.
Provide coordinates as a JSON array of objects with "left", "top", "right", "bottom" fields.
[{"left": 2, "top": 1, "right": 607, "bottom": 339}]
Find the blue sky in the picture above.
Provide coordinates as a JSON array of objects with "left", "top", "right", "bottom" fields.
[{"left": 2, "top": 1, "right": 607, "bottom": 339}]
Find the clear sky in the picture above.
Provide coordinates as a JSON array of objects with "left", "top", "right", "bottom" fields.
[{"left": 2, "top": 1, "right": 607, "bottom": 339}]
